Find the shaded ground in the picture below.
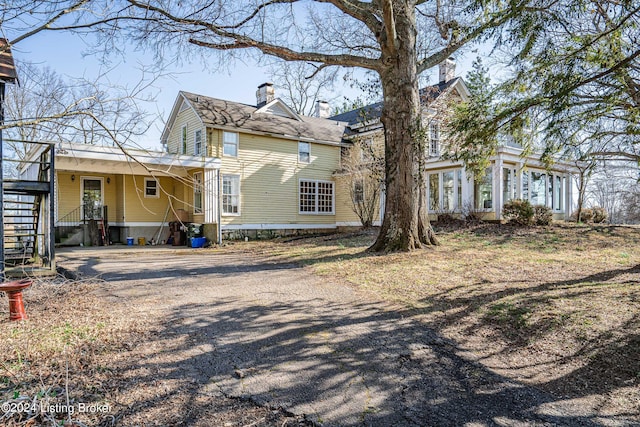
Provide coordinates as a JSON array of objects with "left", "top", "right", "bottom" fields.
[
  {"left": 1, "top": 223, "right": 638, "bottom": 426},
  {"left": 243, "top": 223, "right": 640, "bottom": 426}
]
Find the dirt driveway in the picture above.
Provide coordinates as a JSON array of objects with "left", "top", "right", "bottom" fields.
[{"left": 57, "top": 246, "right": 618, "bottom": 426}]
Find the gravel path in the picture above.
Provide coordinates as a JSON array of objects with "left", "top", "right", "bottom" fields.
[{"left": 57, "top": 247, "right": 610, "bottom": 426}]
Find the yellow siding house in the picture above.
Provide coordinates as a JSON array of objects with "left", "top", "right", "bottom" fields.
[
  {"left": 54, "top": 83, "right": 347, "bottom": 246},
  {"left": 52, "top": 62, "right": 579, "bottom": 247}
]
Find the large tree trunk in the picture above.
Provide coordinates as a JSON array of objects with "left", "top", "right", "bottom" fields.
[{"left": 370, "top": 2, "right": 438, "bottom": 252}]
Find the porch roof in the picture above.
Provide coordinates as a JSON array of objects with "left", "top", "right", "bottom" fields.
[{"left": 55, "top": 142, "right": 214, "bottom": 176}]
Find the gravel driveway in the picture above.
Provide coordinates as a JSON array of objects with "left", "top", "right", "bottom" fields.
[{"left": 57, "top": 246, "right": 610, "bottom": 426}]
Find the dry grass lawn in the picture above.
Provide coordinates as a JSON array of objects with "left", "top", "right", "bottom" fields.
[
  {"left": 0, "top": 223, "right": 637, "bottom": 425},
  {"left": 243, "top": 223, "right": 640, "bottom": 423}
]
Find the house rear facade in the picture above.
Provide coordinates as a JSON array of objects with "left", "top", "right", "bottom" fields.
[{"left": 47, "top": 66, "right": 578, "bottom": 247}]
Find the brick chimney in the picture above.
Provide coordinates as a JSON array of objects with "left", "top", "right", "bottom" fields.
[
  {"left": 439, "top": 57, "right": 456, "bottom": 84},
  {"left": 256, "top": 82, "right": 275, "bottom": 107},
  {"left": 314, "top": 100, "right": 331, "bottom": 118}
]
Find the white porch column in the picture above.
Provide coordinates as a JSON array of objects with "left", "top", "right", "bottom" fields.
[
  {"left": 204, "top": 167, "right": 216, "bottom": 224},
  {"left": 460, "top": 168, "right": 472, "bottom": 209},
  {"left": 565, "top": 173, "right": 574, "bottom": 220},
  {"left": 516, "top": 162, "right": 524, "bottom": 200},
  {"left": 462, "top": 168, "right": 477, "bottom": 210},
  {"left": 494, "top": 157, "right": 504, "bottom": 220}
]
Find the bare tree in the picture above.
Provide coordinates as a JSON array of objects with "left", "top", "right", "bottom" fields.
[
  {"left": 268, "top": 61, "right": 339, "bottom": 116},
  {"left": 339, "top": 134, "right": 385, "bottom": 228},
  {"left": 587, "top": 160, "right": 640, "bottom": 224},
  {"left": 2, "top": 61, "right": 157, "bottom": 154}
]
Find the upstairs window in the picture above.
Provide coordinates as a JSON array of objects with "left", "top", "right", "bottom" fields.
[
  {"left": 194, "top": 129, "right": 202, "bottom": 155},
  {"left": 223, "top": 131, "right": 238, "bottom": 157},
  {"left": 360, "top": 138, "right": 374, "bottom": 161},
  {"left": 298, "top": 142, "right": 310, "bottom": 163},
  {"left": 429, "top": 122, "right": 440, "bottom": 156},
  {"left": 181, "top": 125, "right": 187, "bottom": 154}
]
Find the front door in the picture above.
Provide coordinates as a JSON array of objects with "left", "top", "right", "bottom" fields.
[{"left": 82, "top": 178, "right": 103, "bottom": 220}]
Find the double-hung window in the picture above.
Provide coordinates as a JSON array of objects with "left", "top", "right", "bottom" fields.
[
  {"left": 193, "top": 172, "right": 203, "bottom": 214},
  {"left": 222, "top": 175, "right": 240, "bottom": 215},
  {"left": 429, "top": 122, "right": 440, "bottom": 156},
  {"left": 223, "top": 131, "right": 238, "bottom": 157},
  {"left": 181, "top": 125, "right": 187, "bottom": 154},
  {"left": 298, "top": 142, "right": 310, "bottom": 163},
  {"left": 299, "top": 179, "right": 334, "bottom": 214},
  {"left": 145, "top": 178, "right": 159, "bottom": 198},
  {"left": 194, "top": 130, "right": 202, "bottom": 155}
]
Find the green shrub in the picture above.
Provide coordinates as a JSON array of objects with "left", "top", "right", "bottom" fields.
[
  {"left": 502, "top": 199, "right": 534, "bottom": 225},
  {"left": 591, "top": 206, "right": 609, "bottom": 223},
  {"left": 533, "top": 205, "right": 553, "bottom": 225}
]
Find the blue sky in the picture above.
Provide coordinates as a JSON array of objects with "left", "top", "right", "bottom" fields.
[{"left": 11, "top": 29, "right": 478, "bottom": 150}]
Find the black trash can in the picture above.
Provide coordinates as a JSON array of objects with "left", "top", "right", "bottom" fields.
[
  {"left": 187, "top": 223, "right": 204, "bottom": 238},
  {"left": 187, "top": 223, "right": 203, "bottom": 247}
]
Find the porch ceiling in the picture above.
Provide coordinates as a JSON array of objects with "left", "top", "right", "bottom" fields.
[
  {"left": 56, "top": 156, "right": 194, "bottom": 177},
  {"left": 55, "top": 142, "right": 208, "bottom": 177}
]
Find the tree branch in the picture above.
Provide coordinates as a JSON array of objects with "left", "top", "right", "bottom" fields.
[
  {"left": 381, "top": 0, "right": 398, "bottom": 54},
  {"left": 9, "top": 0, "right": 92, "bottom": 45},
  {"left": 313, "top": 0, "right": 382, "bottom": 35},
  {"left": 124, "top": 0, "right": 381, "bottom": 70},
  {"left": 589, "top": 151, "right": 640, "bottom": 161},
  {"left": 416, "top": 1, "right": 529, "bottom": 73}
]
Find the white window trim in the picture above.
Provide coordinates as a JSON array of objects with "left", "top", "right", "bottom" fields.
[
  {"left": 298, "top": 141, "right": 311, "bottom": 163},
  {"left": 144, "top": 177, "right": 160, "bottom": 198},
  {"left": 427, "top": 169, "right": 462, "bottom": 212},
  {"left": 554, "top": 175, "right": 563, "bottom": 212},
  {"left": 520, "top": 169, "right": 565, "bottom": 212},
  {"left": 298, "top": 179, "right": 335, "bottom": 215},
  {"left": 80, "top": 176, "right": 105, "bottom": 220},
  {"left": 181, "top": 125, "right": 188, "bottom": 154},
  {"left": 223, "top": 131, "right": 239, "bottom": 158},
  {"left": 529, "top": 170, "right": 548, "bottom": 207},
  {"left": 222, "top": 174, "right": 241, "bottom": 216},
  {"left": 194, "top": 129, "right": 202, "bottom": 156},
  {"left": 193, "top": 172, "right": 203, "bottom": 214},
  {"left": 429, "top": 122, "right": 440, "bottom": 157}
]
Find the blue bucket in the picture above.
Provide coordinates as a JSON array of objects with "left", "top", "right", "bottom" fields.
[
  {"left": 191, "top": 237, "right": 206, "bottom": 248},
  {"left": 127, "top": 237, "right": 134, "bottom": 246}
]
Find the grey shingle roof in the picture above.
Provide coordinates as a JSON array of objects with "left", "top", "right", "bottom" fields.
[
  {"left": 181, "top": 91, "right": 347, "bottom": 145},
  {"left": 329, "top": 78, "right": 461, "bottom": 127}
]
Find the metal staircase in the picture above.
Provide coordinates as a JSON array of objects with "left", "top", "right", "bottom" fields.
[{"left": 1, "top": 142, "right": 56, "bottom": 279}]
